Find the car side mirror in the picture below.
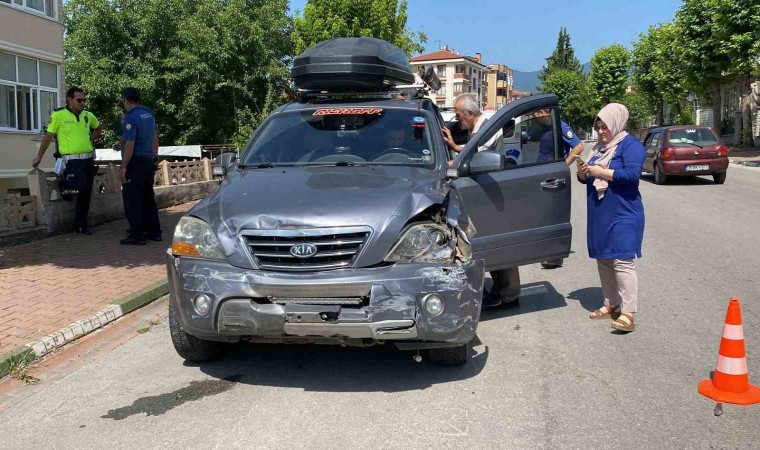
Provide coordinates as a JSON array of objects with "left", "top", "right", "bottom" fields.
[
  {"left": 215, "top": 153, "right": 238, "bottom": 176},
  {"left": 469, "top": 150, "right": 505, "bottom": 175}
]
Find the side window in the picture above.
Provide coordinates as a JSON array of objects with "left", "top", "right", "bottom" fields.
[
  {"left": 643, "top": 134, "right": 653, "bottom": 148},
  {"left": 500, "top": 108, "right": 561, "bottom": 168},
  {"left": 649, "top": 132, "right": 661, "bottom": 149}
]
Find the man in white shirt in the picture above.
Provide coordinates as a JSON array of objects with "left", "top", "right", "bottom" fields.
[{"left": 441, "top": 93, "right": 520, "bottom": 309}]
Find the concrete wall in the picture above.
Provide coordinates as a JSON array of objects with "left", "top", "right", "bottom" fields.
[
  {"left": 0, "top": 2, "right": 65, "bottom": 59},
  {"left": 41, "top": 180, "right": 219, "bottom": 233}
]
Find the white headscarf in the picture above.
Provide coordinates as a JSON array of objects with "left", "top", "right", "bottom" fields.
[{"left": 588, "top": 103, "right": 629, "bottom": 199}]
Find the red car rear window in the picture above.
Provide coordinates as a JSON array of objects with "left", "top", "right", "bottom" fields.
[{"left": 669, "top": 128, "right": 718, "bottom": 147}]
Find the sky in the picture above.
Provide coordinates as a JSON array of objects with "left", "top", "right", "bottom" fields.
[{"left": 289, "top": 0, "right": 684, "bottom": 73}]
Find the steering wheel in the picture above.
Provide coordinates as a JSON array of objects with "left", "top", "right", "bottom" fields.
[
  {"left": 311, "top": 154, "right": 366, "bottom": 164},
  {"left": 374, "top": 147, "right": 418, "bottom": 159}
]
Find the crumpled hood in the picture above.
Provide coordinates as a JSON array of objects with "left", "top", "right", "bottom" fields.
[{"left": 191, "top": 166, "right": 448, "bottom": 268}]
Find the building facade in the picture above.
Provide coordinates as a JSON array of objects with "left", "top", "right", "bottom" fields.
[
  {"left": 485, "top": 64, "right": 513, "bottom": 111},
  {"left": 409, "top": 46, "right": 489, "bottom": 109},
  {"left": 1, "top": 0, "right": 65, "bottom": 195}
]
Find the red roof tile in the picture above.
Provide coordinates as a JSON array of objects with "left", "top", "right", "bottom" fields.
[{"left": 410, "top": 50, "right": 465, "bottom": 62}]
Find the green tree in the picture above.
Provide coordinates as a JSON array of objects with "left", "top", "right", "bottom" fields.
[
  {"left": 589, "top": 44, "right": 631, "bottom": 105},
  {"left": 712, "top": 0, "right": 760, "bottom": 145},
  {"left": 292, "top": 0, "right": 426, "bottom": 56},
  {"left": 632, "top": 22, "right": 687, "bottom": 126},
  {"left": 538, "top": 27, "right": 582, "bottom": 86},
  {"left": 64, "top": 0, "right": 293, "bottom": 147},
  {"left": 676, "top": 0, "right": 731, "bottom": 135},
  {"left": 622, "top": 91, "right": 653, "bottom": 130},
  {"left": 539, "top": 69, "right": 595, "bottom": 130}
]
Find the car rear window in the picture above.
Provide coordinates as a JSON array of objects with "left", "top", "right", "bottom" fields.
[
  {"left": 241, "top": 108, "right": 436, "bottom": 167},
  {"left": 669, "top": 128, "right": 718, "bottom": 147}
]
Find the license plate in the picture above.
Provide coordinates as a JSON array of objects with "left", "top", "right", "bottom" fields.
[{"left": 686, "top": 165, "right": 709, "bottom": 172}]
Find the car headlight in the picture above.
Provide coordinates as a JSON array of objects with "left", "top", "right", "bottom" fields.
[
  {"left": 171, "top": 216, "right": 225, "bottom": 260},
  {"left": 385, "top": 224, "right": 455, "bottom": 263}
]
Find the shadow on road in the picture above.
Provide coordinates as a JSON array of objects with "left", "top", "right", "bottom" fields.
[
  {"left": 193, "top": 339, "right": 489, "bottom": 393},
  {"left": 640, "top": 173, "right": 717, "bottom": 186},
  {"left": 566, "top": 287, "right": 605, "bottom": 312},
  {"left": 479, "top": 281, "right": 567, "bottom": 322}
]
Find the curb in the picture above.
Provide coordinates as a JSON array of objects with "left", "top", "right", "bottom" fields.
[{"left": 0, "top": 280, "right": 168, "bottom": 378}]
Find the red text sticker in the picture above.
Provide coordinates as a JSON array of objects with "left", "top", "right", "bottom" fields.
[{"left": 313, "top": 108, "right": 384, "bottom": 116}]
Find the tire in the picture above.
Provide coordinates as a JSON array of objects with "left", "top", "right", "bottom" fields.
[
  {"left": 713, "top": 172, "right": 727, "bottom": 184},
  {"left": 427, "top": 344, "right": 469, "bottom": 366},
  {"left": 169, "top": 303, "right": 226, "bottom": 362},
  {"left": 653, "top": 163, "right": 667, "bottom": 185}
]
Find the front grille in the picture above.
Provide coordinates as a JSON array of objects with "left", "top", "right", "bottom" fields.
[{"left": 242, "top": 227, "right": 371, "bottom": 272}]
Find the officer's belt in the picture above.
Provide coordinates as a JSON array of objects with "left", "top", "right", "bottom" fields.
[{"left": 61, "top": 152, "right": 94, "bottom": 161}]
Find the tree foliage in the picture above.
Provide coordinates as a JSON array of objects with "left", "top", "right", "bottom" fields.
[
  {"left": 292, "top": 0, "right": 426, "bottom": 56},
  {"left": 631, "top": 23, "right": 687, "bottom": 125},
  {"left": 64, "top": 0, "right": 293, "bottom": 147},
  {"left": 538, "top": 27, "right": 582, "bottom": 85},
  {"left": 539, "top": 69, "right": 595, "bottom": 130},
  {"left": 589, "top": 44, "right": 631, "bottom": 105}
]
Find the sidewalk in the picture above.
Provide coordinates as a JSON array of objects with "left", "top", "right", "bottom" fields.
[
  {"left": 0, "top": 202, "right": 196, "bottom": 359},
  {"left": 728, "top": 146, "right": 760, "bottom": 166}
]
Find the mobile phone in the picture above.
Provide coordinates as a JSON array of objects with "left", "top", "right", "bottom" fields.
[{"left": 573, "top": 155, "right": 585, "bottom": 164}]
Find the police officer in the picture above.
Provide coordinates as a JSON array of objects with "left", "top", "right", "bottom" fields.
[
  {"left": 33, "top": 87, "right": 102, "bottom": 235},
  {"left": 119, "top": 87, "right": 161, "bottom": 246},
  {"left": 535, "top": 110, "right": 584, "bottom": 268}
]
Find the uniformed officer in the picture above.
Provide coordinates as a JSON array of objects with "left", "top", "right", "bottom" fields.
[
  {"left": 33, "top": 87, "right": 102, "bottom": 235},
  {"left": 119, "top": 87, "right": 161, "bottom": 246},
  {"left": 535, "top": 110, "right": 584, "bottom": 268}
]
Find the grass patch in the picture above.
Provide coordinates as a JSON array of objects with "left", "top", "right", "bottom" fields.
[
  {"left": 0, "top": 348, "right": 39, "bottom": 384},
  {"left": 137, "top": 318, "right": 162, "bottom": 334}
]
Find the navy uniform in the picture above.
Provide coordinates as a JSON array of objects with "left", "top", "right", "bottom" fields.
[{"left": 121, "top": 105, "right": 161, "bottom": 243}]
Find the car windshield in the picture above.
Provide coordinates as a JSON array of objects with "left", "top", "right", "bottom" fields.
[
  {"left": 241, "top": 108, "right": 436, "bottom": 167},
  {"left": 669, "top": 128, "right": 719, "bottom": 147}
]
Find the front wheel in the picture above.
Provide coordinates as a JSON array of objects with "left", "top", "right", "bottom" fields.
[
  {"left": 713, "top": 172, "right": 727, "bottom": 184},
  {"left": 654, "top": 163, "right": 668, "bottom": 185},
  {"left": 427, "top": 344, "right": 469, "bottom": 366},
  {"left": 169, "top": 303, "right": 227, "bottom": 362}
]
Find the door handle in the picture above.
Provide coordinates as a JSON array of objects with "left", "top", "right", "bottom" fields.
[{"left": 540, "top": 178, "right": 567, "bottom": 191}]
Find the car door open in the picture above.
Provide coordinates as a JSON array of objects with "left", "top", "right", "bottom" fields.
[{"left": 448, "top": 94, "right": 572, "bottom": 272}]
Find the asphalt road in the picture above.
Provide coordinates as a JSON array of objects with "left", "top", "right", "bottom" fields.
[{"left": 2, "top": 158, "right": 759, "bottom": 449}]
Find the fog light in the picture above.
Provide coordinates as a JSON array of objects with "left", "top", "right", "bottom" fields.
[
  {"left": 193, "top": 294, "right": 211, "bottom": 316},
  {"left": 424, "top": 294, "right": 445, "bottom": 317}
]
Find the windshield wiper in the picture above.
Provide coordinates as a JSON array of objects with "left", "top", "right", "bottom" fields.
[
  {"left": 673, "top": 141, "right": 703, "bottom": 149},
  {"left": 305, "top": 161, "right": 365, "bottom": 167},
  {"left": 238, "top": 163, "right": 275, "bottom": 169}
]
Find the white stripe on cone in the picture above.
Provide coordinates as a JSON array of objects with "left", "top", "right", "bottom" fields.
[
  {"left": 716, "top": 355, "right": 748, "bottom": 376},
  {"left": 723, "top": 324, "right": 744, "bottom": 340}
]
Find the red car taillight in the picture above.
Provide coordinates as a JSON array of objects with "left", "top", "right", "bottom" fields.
[
  {"left": 719, "top": 146, "right": 728, "bottom": 157},
  {"left": 662, "top": 148, "right": 676, "bottom": 160}
]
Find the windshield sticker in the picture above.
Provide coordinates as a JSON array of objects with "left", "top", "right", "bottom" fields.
[
  {"left": 412, "top": 116, "right": 426, "bottom": 128},
  {"left": 313, "top": 108, "right": 384, "bottom": 116},
  {"left": 685, "top": 128, "right": 697, "bottom": 133},
  {"left": 422, "top": 149, "right": 431, "bottom": 155}
]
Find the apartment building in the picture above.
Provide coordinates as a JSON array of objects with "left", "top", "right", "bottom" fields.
[
  {"left": 1, "top": 0, "right": 65, "bottom": 195},
  {"left": 409, "top": 46, "right": 489, "bottom": 109},
  {"left": 486, "top": 64, "right": 513, "bottom": 111}
]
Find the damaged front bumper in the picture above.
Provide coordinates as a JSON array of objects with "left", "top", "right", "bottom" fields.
[{"left": 166, "top": 253, "right": 484, "bottom": 348}]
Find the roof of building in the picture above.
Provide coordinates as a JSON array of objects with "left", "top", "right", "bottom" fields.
[{"left": 410, "top": 49, "right": 463, "bottom": 62}]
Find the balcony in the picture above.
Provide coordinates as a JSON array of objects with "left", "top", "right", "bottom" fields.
[{"left": 453, "top": 73, "right": 468, "bottom": 80}]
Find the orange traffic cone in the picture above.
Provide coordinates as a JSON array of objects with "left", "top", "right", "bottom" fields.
[{"left": 698, "top": 297, "right": 760, "bottom": 405}]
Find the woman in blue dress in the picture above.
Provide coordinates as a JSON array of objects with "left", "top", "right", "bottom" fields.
[{"left": 577, "top": 103, "right": 645, "bottom": 332}]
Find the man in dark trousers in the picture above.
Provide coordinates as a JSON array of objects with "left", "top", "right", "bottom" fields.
[
  {"left": 33, "top": 87, "right": 102, "bottom": 235},
  {"left": 119, "top": 87, "right": 161, "bottom": 245}
]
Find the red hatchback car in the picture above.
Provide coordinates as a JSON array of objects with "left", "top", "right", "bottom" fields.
[{"left": 641, "top": 126, "right": 729, "bottom": 184}]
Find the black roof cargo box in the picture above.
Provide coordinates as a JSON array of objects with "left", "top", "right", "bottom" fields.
[{"left": 292, "top": 37, "right": 415, "bottom": 91}]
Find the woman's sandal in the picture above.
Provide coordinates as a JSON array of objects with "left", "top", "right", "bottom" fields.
[
  {"left": 589, "top": 305, "right": 620, "bottom": 320},
  {"left": 612, "top": 313, "right": 635, "bottom": 332}
]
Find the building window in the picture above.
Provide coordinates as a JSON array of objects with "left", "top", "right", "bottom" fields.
[
  {"left": 436, "top": 85, "right": 447, "bottom": 97},
  {"left": 453, "top": 82, "right": 464, "bottom": 93},
  {"left": 437, "top": 65, "right": 446, "bottom": 77},
  {"left": 0, "top": 52, "right": 59, "bottom": 131},
  {"left": 456, "top": 65, "right": 465, "bottom": 74},
  {"left": 0, "top": 0, "right": 56, "bottom": 18}
]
